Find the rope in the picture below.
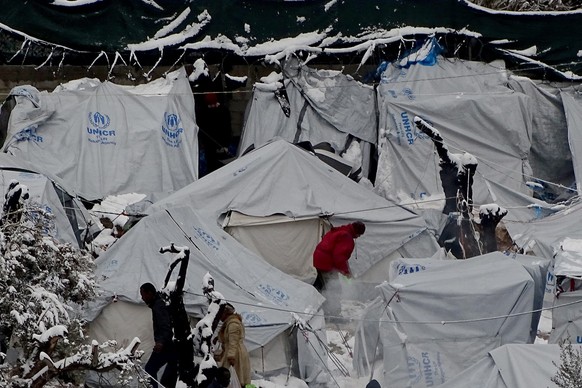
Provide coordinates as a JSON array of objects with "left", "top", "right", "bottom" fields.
[{"left": 184, "top": 289, "right": 582, "bottom": 326}]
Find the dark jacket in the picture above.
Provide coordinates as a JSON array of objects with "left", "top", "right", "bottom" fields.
[{"left": 148, "top": 295, "right": 173, "bottom": 346}]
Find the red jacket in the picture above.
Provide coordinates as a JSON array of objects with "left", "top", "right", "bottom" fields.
[{"left": 313, "top": 224, "right": 358, "bottom": 275}]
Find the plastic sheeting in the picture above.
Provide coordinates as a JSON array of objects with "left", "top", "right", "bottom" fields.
[
  {"left": 2, "top": 68, "right": 198, "bottom": 201},
  {"left": 439, "top": 344, "right": 566, "bottom": 388},
  {"left": 354, "top": 254, "right": 540, "bottom": 387},
  {"left": 562, "top": 92, "right": 582, "bottom": 194},
  {"left": 150, "top": 139, "right": 439, "bottom": 279},
  {"left": 375, "top": 58, "right": 537, "bottom": 219},
  {"left": 0, "top": 152, "right": 94, "bottom": 248},
  {"left": 240, "top": 58, "right": 376, "bottom": 177}
]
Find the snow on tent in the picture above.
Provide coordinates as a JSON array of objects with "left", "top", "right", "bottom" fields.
[
  {"left": 0, "top": 152, "right": 94, "bottom": 248},
  {"left": 85, "top": 204, "right": 328, "bottom": 385},
  {"left": 352, "top": 253, "right": 545, "bottom": 387},
  {"left": 507, "top": 200, "right": 582, "bottom": 261},
  {"left": 439, "top": 344, "right": 568, "bottom": 388},
  {"left": 1, "top": 68, "right": 198, "bottom": 201},
  {"left": 544, "top": 237, "right": 582, "bottom": 346},
  {"left": 239, "top": 57, "right": 377, "bottom": 179},
  {"left": 374, "top": 50, "right": 553, "bottom": 224},
  {"left": 149, "top": 139, "right": 439, "bottom": 286}
]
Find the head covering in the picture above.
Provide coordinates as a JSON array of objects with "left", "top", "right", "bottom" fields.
[{"left": 352, "top": 221, "right": 366, "bottom": 236}]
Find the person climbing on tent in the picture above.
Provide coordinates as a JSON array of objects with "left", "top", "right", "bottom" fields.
[
  {"left": 214, "top": 303, "right": 251, "bottom": 387},
  {"left": 413, "top": 116, "right": 507, "bottom": 259},
  {"left": 313, "top": 221, "right": 366, "bottom": 316},
  {"left": 140, "top": 282, "right": 179, "bottom": 388}
]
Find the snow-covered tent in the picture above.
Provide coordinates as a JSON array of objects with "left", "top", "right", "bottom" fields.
[
  {"left": 240, "top": 58, "right": 377, "bottom": 179},
  {"left": 353, "top": 253, "right": 546, "bottom": 387},
  {"left": 0, "top": 152, "right": 94, "bottom": 248},
  {"left": 375, "top": 54, "right": 555, "bottom": 224},
  {"left": 507, "top": 200, "right": 582, "bottom": 260},
  {"left": 439, "top": 344, "right": 567, "bottom": 388},
  {"left": 149, "top": 139, "right": 439, "bottom": 285},
  {"left": 1, "top": 68, "right": 198, "bottom": 201},
  {"left": 85, "top": 204, "right": 329, "bottom": 385}
]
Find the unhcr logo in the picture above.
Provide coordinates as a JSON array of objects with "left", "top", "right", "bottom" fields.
[
  {"left": 162, "top": 112, "right": 184, "bottom": 148},
  {"left": 193, "top": 226, "right": 220, "bottom": 251},
  {"left": 241, "top": 312, "right": 266, "bottom": 326},
  {"left": 15, "top": 125, "right": 43, "bottom": 143},
  {"left": 396, "top": 111, "right": 429, "bottom": 146},
  {"left": 258, "top": 284, "right": 289, "bottom": 306},
  {"left": 87, "top": 112, "right": 116, "bottom": 145}
]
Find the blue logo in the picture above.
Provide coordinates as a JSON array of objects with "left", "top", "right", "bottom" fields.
[
  {"left": 87, "top": 112, "right": 116, "bottom": 145},
  {"left": 241, "top": 312, "right": 266, "bottom": 326},
  {"left": 15, "top": 125, "right": 43, "bottom": 143},
  {"left": 192, "top": 226, "right": 220, "bottom": 251},
  {"left": 407, "top": 356, "right": 422, "bottom": 384},
  {"left": 397, "top": 263, "right": 426, "bottom": 276},
  {"left": 161, "top": 112, "right": 184, "bottom": 148},
  {"left": 258, "top": 284, "right": 289, "bottom": 306},
  {"left": 402, "top": 87, "right": 415, "bottom": 100}
]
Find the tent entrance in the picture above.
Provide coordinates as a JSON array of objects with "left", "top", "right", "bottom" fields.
[{"left": 223, "top": 211, "right": 329, "bottom": 283}]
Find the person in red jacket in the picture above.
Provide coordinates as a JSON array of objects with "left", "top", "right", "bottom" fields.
[{"left": 313, "top": 221, "right": 366, "bottom": 316}]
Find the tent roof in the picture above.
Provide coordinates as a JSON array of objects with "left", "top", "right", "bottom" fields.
[
  {"left": 89, "top": 204, "right": 324, "bottom": 350},
  {"left": 150, "top": 139, "right": 438, "bottom": 276},
  {"left": 440, "top": 344, "right": 565, "bottom": 388}
]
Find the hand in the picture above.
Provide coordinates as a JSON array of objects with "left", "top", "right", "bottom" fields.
[
  {"left": 153, "top": 342, "right": 163, "bottom": 353},
  {"left": 227, "top": 356, "right": 236, "bottom": 366}
]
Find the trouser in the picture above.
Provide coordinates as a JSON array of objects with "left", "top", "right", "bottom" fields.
[
  {"left": 315, "top": 270, "right": 342, "bottom": 317},
  {"left": 144, "top": 346, "right": 179, "bottom": 388}
]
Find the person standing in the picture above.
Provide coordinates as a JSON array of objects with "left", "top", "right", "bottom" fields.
[
  {"left": 214, "top": 303, "right": 251, "bottom": 387},
  {"left": 140, "top": 282, "right": 178, "bottom": 388},
  {"left": 312, "top": 221, "right": 366, "bottom": 316}
]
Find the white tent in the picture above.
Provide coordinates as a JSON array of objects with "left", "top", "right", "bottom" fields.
[
  {"left": 149, "top": 139, "right": 439, "bottom": 284},
  {"left": 240, "top": 58, "right": 377, "bottom": 178},
  {"left": 85, "top": 204, "right": 329, "bottom": 384},
  {"left": 2, "top": 68, "right": 198, "bottom": 201},
  {"left": 353, "top": 253, "right": 545, "bottom": 387},
  {"left": 0, "top": 152, "right": 94, "bottom": 248},
  {"left": 439, "top": 344, "right": 567, "bottom": 388},
  {"left": 374, "top": 56, "right": 550, "bottom": 224}
]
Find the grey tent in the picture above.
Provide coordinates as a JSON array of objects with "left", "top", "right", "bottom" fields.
[
  {"left": 149, "top": 139, "right": 439, "bottom": 285},
  {"left": 2, "top": 68, "right": 198, "bottom": 201},
  {"left": 240, "top": 58, "right": 377, "bottom": 178},
  {"left": 439, "top": 344, "right": 567, "bottom": 388},
  {"left": 353, "top": 253, "right": 546, "bottom": 387},
  {"left": 85, "top": 204, "right": 329, "bottom": 384},
  {"left": 0, "top": 152, "right": 95, "bottom": 248},
  {"left": 374, "top": 56, "right": 551, "bottom": 224}
]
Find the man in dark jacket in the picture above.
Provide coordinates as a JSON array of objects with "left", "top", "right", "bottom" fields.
[
  {"left": 140, "top": 282, "right": 178, "bottom": 388},
  {"left": 313, "top": 221, "right": 365, "bottom": 316}
]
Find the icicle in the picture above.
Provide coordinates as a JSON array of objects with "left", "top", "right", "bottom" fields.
[
  {"left": 57, "top": 51, "right": 66, "bottom": 75},
  {"left": 163, "top": 49, "right": 186, "bottom": 78},
  {"left": 34, "top": 47, "right": 55, "bottom": 70},
  {"left": 357, "top": 42, "right": 375, "bottom": 72},
  {"left": 8, "top": 39, "right": 29, "bottom": 63},
  {"left": 88, "top": 51, "right": 109, "bottom": 73},
  {"left": 107, "top": 51, "right": 128, "bottom": 80},
  {"left": 144, "top": 47, "right": 163, "bottom": 81}
]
